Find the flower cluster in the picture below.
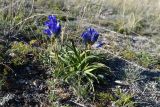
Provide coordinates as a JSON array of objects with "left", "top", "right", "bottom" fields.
[
  {"left": 43, "top": 15, "right": 61, "bottom": 38},
  {"left": 81, "top": 27, "right": 99, "bottom": 45},
  {"left": 43, "top": 15, "right": 104, "bottom": 47}
]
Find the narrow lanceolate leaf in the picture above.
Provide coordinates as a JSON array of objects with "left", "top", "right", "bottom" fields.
[
  {"left": 84, "top": 63, "right": 107, "bottom": 70},
  {"left": 66, "top": 41, "right": 80, "bottom": 60},
  {"left": 80, "top": 50, "right": 91, "bottom": 58},
  {"left": 84, "top": 67, "right": 99, "bottom": 74},
  {"left": 58, "top": 55, "right": 70, "bottom": 65},
  {"left": 67, "top": 54, "right": 78, "bottom": 63},
  {"left": 84, "top": 70, "right": 98, "bottom": 80},
  {"left": 77, "top": 55, "right": 99, "bottom": 69}
]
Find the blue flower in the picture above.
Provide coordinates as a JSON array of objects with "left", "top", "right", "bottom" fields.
[
  {"left": 43, "top": 15, "right": 61, "bottom": 38},
  {"left": 81, "top": 27, "right": 99, "bottom": 45},
  {"left": 95, "top": 41, "right": 105, "bottom": 48}
]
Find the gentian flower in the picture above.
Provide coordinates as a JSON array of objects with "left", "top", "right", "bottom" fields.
[
  {"left": 43, "top": 15, "right": 61, "bottom": 38},
  {"left": 95, "top": 41, "right": 105, "bottom": 48},
  {"left": 81, "top": 27, "right": 99, "bottom": 45}
]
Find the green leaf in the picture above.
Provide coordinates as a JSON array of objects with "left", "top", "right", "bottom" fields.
[
  {"left": 84, "top": 63, "right": 106, "bottom": 71},
  {"left": 58, "top": 55, "right": 70, "bottom": 65},
  {"left": 77, "top": 55, "right": 98, "bottom": 69},
  {"left": 84, "top": 69, "right": 98, "bottom": 79}
]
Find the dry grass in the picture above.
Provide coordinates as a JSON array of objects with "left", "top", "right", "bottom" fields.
[
  {"left": 103, "top": 0, "right": 160, "bottom": 33},
  {"left": 44, "top": 0, "right": 160, "bottom": 36},
  {"left": 1, "top": 0, "right": 160, "bottom": 35}
]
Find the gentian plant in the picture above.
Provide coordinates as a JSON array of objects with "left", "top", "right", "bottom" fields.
[
  {"left": 43, "top": 15, "right": 62, "bottom": 64},
  {"left": 56, "top": 40, "right": 109, "bottom": 99},
  {"left": 43, "top": 15, "right": 61, "bottom": 38},
  {"left": 42, "top": 15, "right": 110, "bottom": 100}
]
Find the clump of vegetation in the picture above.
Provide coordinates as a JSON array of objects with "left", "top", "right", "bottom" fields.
[
  {"left": 95, "top": 92, "right": 116, "bottom": 106},
  {"left": 94, "top": 89, "right": 135, "bottom": 107},
  {"left": 7, "top": 41, "right": 38, "bottom": 65},
  {"left": 41, "top": 15, "right": 111, "bottom": 103},
  {"left": 136, "top": 51, "right": 156, "bottom": 68},
  {"left": 121, "top": 49, "right": 158, "bottom": 69},
  {"left": 55, "top": 41, "right": 109, "bottom": 99},
  {"left": 121, "top": 49, "right": 137, "bottom": 61},
  {"left": 114, "top": 89, "right": 135, "bottom": 107}
]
